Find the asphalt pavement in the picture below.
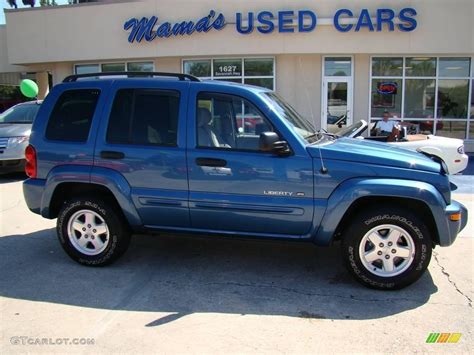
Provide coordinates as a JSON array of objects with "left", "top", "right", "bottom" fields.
[{"left": 0, "top": 165, "right": 472, "bottom": 353}]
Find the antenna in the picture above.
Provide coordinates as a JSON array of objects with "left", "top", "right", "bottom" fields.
[{"left": 298, "top": 58, "right": 328, "bottom": 174}]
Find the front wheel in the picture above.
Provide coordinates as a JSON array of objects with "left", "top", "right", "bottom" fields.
[
  {"left": 342, "top": 207, "right": 432, "bottom": 290},
  {"left": 57, "top": 197, "right": 131, "bottom": 266}
]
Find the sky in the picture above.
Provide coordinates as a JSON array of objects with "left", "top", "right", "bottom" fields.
[{"left": 1, "top": 0, "right": 69, "bottom": 25}]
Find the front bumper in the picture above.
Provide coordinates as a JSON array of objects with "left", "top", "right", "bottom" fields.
[
  {"left": 0, "top": 159, "right": 25, "bottom": 174},
  {"left": 440, "top": 200, "right": 468, "bottom": 246}
]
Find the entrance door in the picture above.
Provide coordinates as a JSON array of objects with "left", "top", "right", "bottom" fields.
[{"left": 322, "top": 77, "right": 352, "bottom": 133}]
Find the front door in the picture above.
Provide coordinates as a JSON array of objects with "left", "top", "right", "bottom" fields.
[
  {"left": 186, "top": 88, "right": 314, "bottom": 237},
  {"left": 322, "top": 77, "right": 352, "bottom": 133}
]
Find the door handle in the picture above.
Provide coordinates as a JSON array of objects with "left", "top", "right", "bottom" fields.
[
  {"left": 100, "top": 150, "right": 125, "bottom": 160},
  {"left": 196, "top": 157, "right": 227, "bottom": 167}
]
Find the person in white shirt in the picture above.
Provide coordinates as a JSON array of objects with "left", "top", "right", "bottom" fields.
[{"left": 374, "top": 111, "right": 399, "bottom": 136}]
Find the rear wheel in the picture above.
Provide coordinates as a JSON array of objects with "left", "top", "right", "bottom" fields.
[
  {"left": 57, "top": 197, "right": 131, "bottom": 266},
  {"left": 342, "top": 207, "right": 432, "bottom": 290}
]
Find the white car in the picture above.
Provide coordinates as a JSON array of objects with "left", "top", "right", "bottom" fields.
[{"left": 337, "top": 120, "right": 469, "bottom": 175}]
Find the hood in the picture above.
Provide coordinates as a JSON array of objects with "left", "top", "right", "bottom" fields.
[
  {"left": 308, "top": 137, "right": 441, "bottom": 173},
  {"left": 0, "top": 123, "right": 32, "bottom": 138}
]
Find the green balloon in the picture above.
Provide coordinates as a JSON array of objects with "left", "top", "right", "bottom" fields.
[{"left": 20, "top": 79, "right": 39, "bottom": 98}]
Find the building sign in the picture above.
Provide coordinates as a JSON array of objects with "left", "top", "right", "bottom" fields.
[
  {"left": 124, "top": 8, "right": 417, "bottom": 43},
  {"left": 377, "top": 82, "right": 398, "bottom": 95}
]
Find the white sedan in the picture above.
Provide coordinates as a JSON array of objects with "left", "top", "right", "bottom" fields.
[{"left": 337, "top": 120, "right": 469, "bottom": 175}]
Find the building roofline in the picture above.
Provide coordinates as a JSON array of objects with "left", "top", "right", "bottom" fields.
[{"left": 4, "top": 0, "right": 137, "bottom": 14}]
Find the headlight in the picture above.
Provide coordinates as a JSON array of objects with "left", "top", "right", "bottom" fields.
[
  {"left": 8, "top": 136, "right": 29, "bottom": 147},
  {"left": 457, "top": 145, "right": 465, "bottom": 154}
]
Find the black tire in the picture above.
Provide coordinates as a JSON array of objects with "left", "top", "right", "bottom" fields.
[
  {"left": 57, "top": 197, "right": 131, "bottom": 266},
  {"left": 341, "top": 207, "right": 432, "bottom": 290}
]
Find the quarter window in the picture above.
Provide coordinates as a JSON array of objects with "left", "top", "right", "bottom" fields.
[
  {"left": 45, "top": 89, "right": 100, "bottom": 142},
  {"left": 106, "top": 89, "right": 180, "bottom": 146}
]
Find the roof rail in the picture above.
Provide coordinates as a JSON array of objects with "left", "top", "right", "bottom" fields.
[{"left": 62, "top": 71, "right": 201, "bottom": 83}]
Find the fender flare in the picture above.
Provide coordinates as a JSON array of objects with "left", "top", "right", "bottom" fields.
[
  {"left": 41, "top": 165, "right": 142, "bottom": 227},
  {"left": 313, "top": 178, "right": 449, "bottom": 246}
]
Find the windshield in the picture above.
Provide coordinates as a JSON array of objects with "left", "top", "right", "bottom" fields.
[
  {"left": 337, "top": 121, "right": 365, "bottom": 137},
  {"left": 0, "top": 103, "right": 40, "bottom": 124},
  {"left": 262, "top": 92, "right": 317, "bottom": 141}
]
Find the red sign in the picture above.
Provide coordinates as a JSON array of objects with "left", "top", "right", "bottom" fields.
[{"left": 377, "top": 82, "right": 398, "bottom": 95}]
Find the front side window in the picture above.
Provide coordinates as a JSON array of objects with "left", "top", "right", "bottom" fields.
[
  {"left": 107, "top": 89, "right": 180, "bottom": 146},
  {"left": 46, "top": 89, "right": 100, "bottom": 142},
  {"left": 196, "top": 93, "right": 273, "bottom": 151}
]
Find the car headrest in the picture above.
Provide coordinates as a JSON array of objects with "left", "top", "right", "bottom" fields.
[{"left": 197, "top": 108, "right": 212, "bottom": 127}]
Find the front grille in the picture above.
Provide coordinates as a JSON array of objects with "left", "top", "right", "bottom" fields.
[{"left": 0, "top": 137, "right": 8, "bottom": 150}]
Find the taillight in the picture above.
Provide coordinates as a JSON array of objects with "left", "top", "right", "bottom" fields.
[{"left": 25, "top": 144, "right": 37, "bottom": 178}]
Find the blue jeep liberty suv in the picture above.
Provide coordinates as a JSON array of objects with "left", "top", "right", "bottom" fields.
[{"left": 23, "top": 72, "right": 468, "bottom": 289}]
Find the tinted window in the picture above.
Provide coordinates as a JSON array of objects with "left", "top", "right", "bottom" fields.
[
  {"left": 107, "top": 89, "right": 180, "bottom": 146},
  {"left": 0, "top": 103, "right": 40, "bottom": 124},
  {"left": 46, "top": 89, "right": 100, "bottom": 142}
]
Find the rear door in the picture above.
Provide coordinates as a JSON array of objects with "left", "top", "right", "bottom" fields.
[{"left": 94, "top": 80, "right": 190, "bottom": 228}]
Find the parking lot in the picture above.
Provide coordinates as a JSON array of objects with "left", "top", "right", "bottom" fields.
[{"left": 0, "top": 166, "right": 472, "bottom": 353}]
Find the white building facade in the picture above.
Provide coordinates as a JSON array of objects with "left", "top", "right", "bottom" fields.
[{"left": 1, "top": 0, "right": 473, "bottom": 149}]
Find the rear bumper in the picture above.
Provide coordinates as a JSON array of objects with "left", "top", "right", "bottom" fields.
[
  {"left": 23, "top": 178, "right": 46, "bottom": 215},
  {"left": 439, "top": 200, "right": 468, "bottom": 246}
]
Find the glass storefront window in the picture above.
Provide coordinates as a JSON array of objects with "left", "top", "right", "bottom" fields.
[
  {"left": 244, "top": 58, "right": 274, "bottom": 76},
  {"left": 372, "top": 57, "right": 403, "bottom": 77},
  {"left": 437, "top": 79, "right": 469, "bottom": 118},
  {"left": 439, "top": 58, "right": 471, "bottom": 77},
  {"left": 213, "top": 59, "right": 242, "bottom": 77},
  {"left": 214, "top": 78, "right": 242, "bottom": 84},
  {"left": 101, "top": 63, "right": 126, "bottom": 72},
  {"left": 436, "top": 120, "right": 467, "bottom": 139},
  {"left": 75, "top": 64, "right": 100, "bottom": 75},
  {"left": 405, "top": 57, "right": 436, "bottom": 77},
  {"left": 404, "top": 79, "right": 435, "bottom": 118},
  {"left": 244, "top": 78, "right": 273, "bottom": 90},
  {"left": 183, "top": 58, "right": 275, "bottom": 90},
  {"left": 126, "top": 62, "right": 154, "bottom": 72},
  {"left": 470, "top": 80, "right": 474, "bottom": 119},
  {"left": 371, "top": 57, "right": 473, "bottom": 140},
  {"left": 371, "top": 79, "right": 402, "bottom": 118},
  {"left": 184, "top": 60, "right": 211, "bottom": 78},
  {"left": 324, "top": 57, "right": 351, "bottom": 77},
  {"left": 403, "top": 120, "right": 435, "bottom": 135}
]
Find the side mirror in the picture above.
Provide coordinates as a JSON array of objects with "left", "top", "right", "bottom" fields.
[{"left": 259, "top": 132, "right": 291, "bottom": 156}]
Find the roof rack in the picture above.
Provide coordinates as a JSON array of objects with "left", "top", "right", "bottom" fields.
[{"left": 62, "top": 71, "right": 201, "bottom": 83}]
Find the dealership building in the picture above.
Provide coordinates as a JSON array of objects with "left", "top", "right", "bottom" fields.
[{"left": 1, "top": 0, "right": 473, "bottom": 150}]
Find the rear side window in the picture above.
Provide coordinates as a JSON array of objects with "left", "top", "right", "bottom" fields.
[
  {"left": 106, "top": 89, "right": 180, "bottom": 146},
  {"left": 45, "top": 89, "right": 100, "bottom": 142}
]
